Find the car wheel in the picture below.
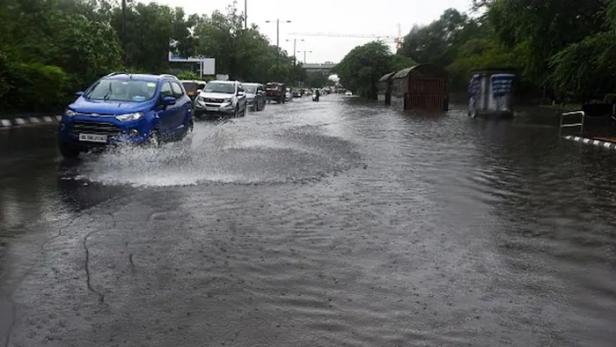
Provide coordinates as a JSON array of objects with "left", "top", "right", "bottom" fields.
[
  {"left": 234, "top": 105, "right": 239, "bottom": 118},
  {"left": 148, "top": 129, "right": 162, "bottom": 147},
  {"left": 59, "top": 142, "right": 80, "bottom": 159},
  {"left": 241, "top": 104, "right": 246, "bottom": 117}
]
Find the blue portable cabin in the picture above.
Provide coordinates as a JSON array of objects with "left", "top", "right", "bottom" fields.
[{"left": 468, "top": 68, "right": 516, "bottom": 119}]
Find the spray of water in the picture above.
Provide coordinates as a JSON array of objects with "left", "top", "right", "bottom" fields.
[{"left": 70, "top": 121, "right": 358, "bottom": 187}]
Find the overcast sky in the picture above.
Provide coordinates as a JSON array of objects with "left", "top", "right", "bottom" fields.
[{"left": 148, "top": 0, "right": 472, "bottom": 63}]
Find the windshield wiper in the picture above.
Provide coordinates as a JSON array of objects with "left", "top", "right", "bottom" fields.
[{"left": 103, "top": 83, "right": 112, "bottom": 101}]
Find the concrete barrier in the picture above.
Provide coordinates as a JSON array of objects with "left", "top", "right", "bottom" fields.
[{"left": 0, "top": 114, "right": 61, "bottom": 129}]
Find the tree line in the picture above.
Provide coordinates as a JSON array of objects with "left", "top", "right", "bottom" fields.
[
  {"left": 335, "top": 0, "right": 616, "bottom": 104},
  {"left": 0, "top": 0, "right": 315, "bottom": 114}
]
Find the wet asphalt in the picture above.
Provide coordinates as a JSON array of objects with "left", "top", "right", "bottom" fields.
[{"left": 1, "top": 95, "right": 616, "bottom": 346}]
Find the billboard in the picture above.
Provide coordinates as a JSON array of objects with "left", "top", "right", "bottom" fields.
[{"left": 168, "top": 52, "right": 215, "bottom": 76}]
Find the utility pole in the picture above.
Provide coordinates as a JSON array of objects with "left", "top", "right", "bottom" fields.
[{"left": 121, "top": 0, "right": 127, "bottom": 65}]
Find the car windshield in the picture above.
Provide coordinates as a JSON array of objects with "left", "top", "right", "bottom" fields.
[
  {"left": 182, "top": 82, "right": 198, "bottom": 91},
  {"left": 204, "top": 82, "right": 235, "bottom": 94},
  {"left": 266, "top": 83, "right": 281, "bottom": 89},
  {"left": 243, "top": 85, "right": 258, "bottom": 93},
  {"left": 84, "top": 79, "right": 157, "bottom": 102}
]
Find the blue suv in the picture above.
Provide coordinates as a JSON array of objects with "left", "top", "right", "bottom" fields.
[{"left": 58, "top": 72, "right": 193, "bottom": 158}]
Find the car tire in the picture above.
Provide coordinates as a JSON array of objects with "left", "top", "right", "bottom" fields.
[
  {"left": 240, "top": 104, "right": 246, "bottom": 117},
  {"left": 185, "top": 119, "right": 194, "bottom": 136},
  {"left": 148, "top": 129, "right": 162, "bottom": 147},
  {"left": 59, "top": 142, "right": 80, "bottom": 159}
]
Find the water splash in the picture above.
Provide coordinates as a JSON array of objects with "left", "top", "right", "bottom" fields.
[{"left": 71, "top": 122, "right": 359, "bottom": 187}]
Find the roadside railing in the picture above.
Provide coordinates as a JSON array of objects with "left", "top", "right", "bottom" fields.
[{"left": 559, "top": 111, "right": 585, "bottom": 137}]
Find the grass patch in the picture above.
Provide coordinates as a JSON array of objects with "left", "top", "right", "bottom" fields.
[{"left": 538, "top": 104, "right": 582, "bottom": 112}]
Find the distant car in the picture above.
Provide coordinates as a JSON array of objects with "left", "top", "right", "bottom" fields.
[
  {"left": 345, "top": 91, "right": 352, "bottom": 96},
  {"left": 285, "top": 88, "right": 292, "bottom": 102},
  {"left": 181, "top": 80, "right": 207, "bottom": 100},
  {"left": 58, "top": 73, "right": 193, "bottom": 158},
  {"left": 292, "top": 89, "right": 302, "bottom": 98},
  {"left": 243, "top": 83, "right": 266, "bottom": 111},
  {"left": 265, "top": 82, "right": 286, "bottom": 103},
  {"left": 194, "top": 80, "right": 247, "bottom": 119}
]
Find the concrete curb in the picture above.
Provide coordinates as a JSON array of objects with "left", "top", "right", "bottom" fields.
[
  {"left": 0, "top": 115, "right": 62, "bottom": 129},
  {"left": 563, "top": 135, "right": 616, "bottom": 150}
]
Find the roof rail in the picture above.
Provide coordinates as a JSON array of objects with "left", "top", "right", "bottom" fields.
[
  {"left": 159, "top": 74, "right": 178, "bottom": 79},
  {"left": 106, "top": 71, "right": 131, "bottom": 77}
]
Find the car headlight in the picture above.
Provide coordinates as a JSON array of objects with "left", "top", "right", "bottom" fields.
[
  {"left": 115, "top": 112, "right": 143, "bottom": 121},
  {"left": 65, "top": 109, "right": 75, "bottom": 117}
]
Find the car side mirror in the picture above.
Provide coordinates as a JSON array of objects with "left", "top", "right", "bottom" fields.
[
  {"left": 237, "top": 91, "right": 244, "bottom": 96},
  {"left": 162, "top": 96, "right": 176, "bottom": 106},
  {"left": 76, "top": 91, "right": 84, "bottom": 97}
]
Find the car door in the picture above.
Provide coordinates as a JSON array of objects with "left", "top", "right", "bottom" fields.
[
  {"left": 157, "top": 81, "right": 176, "bottom": 133},
  {"left": 170, "top": 81, "right": 190, "bottom": 129}
]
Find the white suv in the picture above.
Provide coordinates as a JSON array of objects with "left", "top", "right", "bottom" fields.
[{"left": 195, "top": 80, "right": 247, "bottom": 119}]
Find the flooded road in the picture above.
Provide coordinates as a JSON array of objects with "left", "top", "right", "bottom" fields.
[{"left": 1, "top": 96, "right": 616, "bottom": 346}]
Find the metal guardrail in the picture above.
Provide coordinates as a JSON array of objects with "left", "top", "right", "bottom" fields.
[{"left": 559, "top": 111, "right": 585, "bottom": 136}]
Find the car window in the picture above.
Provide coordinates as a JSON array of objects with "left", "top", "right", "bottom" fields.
[
  {"left": 204, "top": 82, "right": 235, "bottom": 94},
  {"left": 171, "top": 82, "right": 184, "bottom": 98},
  {"left": 160, "top": 82, "right": 173, "bottom": 98},
  {"left": 84, "top": 78, "right": 157, "bottom": 102},
  {"left": 244, "top": 85, "right": 257, "bottom": 93},
  {"left": 182, "top": 82, "right": 198, "bottom": 92}
]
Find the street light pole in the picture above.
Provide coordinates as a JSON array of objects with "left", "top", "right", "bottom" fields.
[
  {"left": 121, "top": 0, "right": 127, "bottom": 64},
  {"left": 286, "top": 38, "right": 304, "bottom": 65},
  {"left": 299, "top": 50, "right": 312, "bottom": 64},
  {"left": 244, "top": 0, "right": 247, "bottom": 30},
  {"left": 265, "top": 19, "right": 291, "bottom": 52}
]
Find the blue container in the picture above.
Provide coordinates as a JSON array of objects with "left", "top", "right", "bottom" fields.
[{"left": 468, "top": 70, "right": 515, "bottom": 119}]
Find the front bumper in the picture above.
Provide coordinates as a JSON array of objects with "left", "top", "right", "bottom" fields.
[
  {"left": 194, "top": 105, "right": 236, "bottom": 120},
  {"left": 58, "top": 115, "right": 152, "bottom": 148}
]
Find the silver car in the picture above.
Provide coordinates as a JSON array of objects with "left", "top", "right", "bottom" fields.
[
  {"left": 194, "top": 80, "right": 248, "bottom": 119},
  {"left": 243, "top": 83, "right": 267, "bottom": 111}
]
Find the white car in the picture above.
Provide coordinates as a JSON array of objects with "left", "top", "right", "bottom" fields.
[
  {"left": 345, "top": 91, "right": 352, "bottom": 96},
  {"left": 285, "top": 88, "right": 292, "bottom": 102},
  {"left": 194, "top": 80, "right": 248, "bottom": 119}
]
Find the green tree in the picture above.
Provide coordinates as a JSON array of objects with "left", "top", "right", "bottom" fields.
[{"left": 335, "top": 41, "right": 414, "bottom": 99}]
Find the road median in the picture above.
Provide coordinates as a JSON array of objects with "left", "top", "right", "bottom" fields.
[{"left": 0, "top": 114, "right": 62, "bottom": 129}]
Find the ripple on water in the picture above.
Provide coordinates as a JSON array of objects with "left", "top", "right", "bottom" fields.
[{"left": 73, "top": 123, "right": 361, "bottom": 187}]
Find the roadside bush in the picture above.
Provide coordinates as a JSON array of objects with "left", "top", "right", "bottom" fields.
[{"left": 2, "top": 62, "right": 68, "bottom": 113}]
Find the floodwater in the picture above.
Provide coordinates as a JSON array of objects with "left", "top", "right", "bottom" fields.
[{"left": 1, "top": 95, "right": 616, "bottom": 346}]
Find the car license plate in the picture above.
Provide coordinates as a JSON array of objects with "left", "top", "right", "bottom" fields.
[
  {"left": 205, "top": 106, "right": 218, "bottom": 111},
  {"left": 79, "top": 133, "right": 107, "bottom": 143}
]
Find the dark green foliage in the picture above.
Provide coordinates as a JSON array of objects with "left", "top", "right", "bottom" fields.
[{"left": 0, "top": 0, "right": 303, "bottom": 113}]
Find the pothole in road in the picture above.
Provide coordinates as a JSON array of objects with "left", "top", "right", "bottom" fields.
[{"left": 67, "top": 124, "right": 362, "bottom": 187}]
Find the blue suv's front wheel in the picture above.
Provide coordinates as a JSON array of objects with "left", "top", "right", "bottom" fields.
[
  {"left": 148, "top": 129, "right": 162, "bottom": 147},
  {"left": 59, "top": 141, "right": 80, "bottom": 159}
]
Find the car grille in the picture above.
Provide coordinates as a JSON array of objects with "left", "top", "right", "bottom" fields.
[
  {"left": 70, "top": 121, "right": 121, "bottom": 137},
  {"left": 202, "top": 98, "right": 224, "bottom": 103}
]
